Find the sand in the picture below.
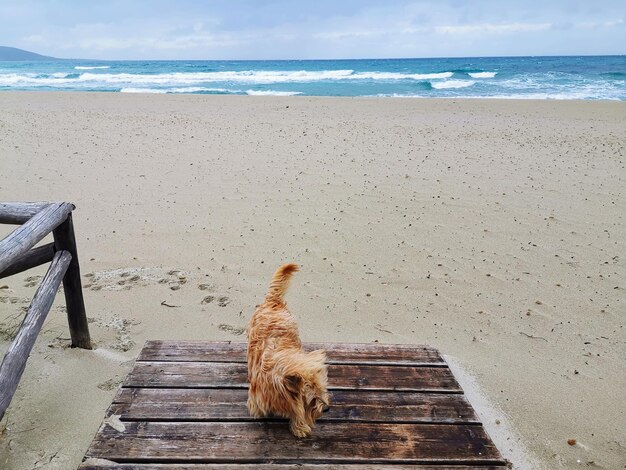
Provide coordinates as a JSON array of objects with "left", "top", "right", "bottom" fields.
[{"left": 0, "top": 92, "right": 624, "bottom": 469}]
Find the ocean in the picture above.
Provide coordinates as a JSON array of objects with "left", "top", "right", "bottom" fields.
[{"left": 0, "top": 56, "right": 624, "bottom": 100}]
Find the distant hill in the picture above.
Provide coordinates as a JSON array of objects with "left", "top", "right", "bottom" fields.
[{"left": 0, "top": 46, "right": 56, "bottom": 60}]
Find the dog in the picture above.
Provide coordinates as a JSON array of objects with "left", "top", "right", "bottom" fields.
[{"left": 247, "top": 263, "right": 330, "bottom": 437}]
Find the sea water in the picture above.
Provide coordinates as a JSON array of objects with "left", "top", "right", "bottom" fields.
[{"left": 0, "top": 56, "right": 624, "bottom": 100}]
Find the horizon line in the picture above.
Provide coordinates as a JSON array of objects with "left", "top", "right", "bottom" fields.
[
  {"left": 7, "top": 54, "right": 626, "bottom": 62},
  {"left": 2, "top": 46, "right": 624, "bottom": 62}
]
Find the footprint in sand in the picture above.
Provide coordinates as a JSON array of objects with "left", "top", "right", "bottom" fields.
[
  {"left": 97, "top": 377, "right": 122, "bottom": 391},
  {"left": 200, "top": 295, "right": 230, "bottom": 307},
  {"left": 23, "top": 275, "right": 42, "bottom": 287},
  {"left": 84, "top": 268, "right": 189, "bottom": 292},
  {"left": 0, "top": 295, "right": 28, "bottom": 305},
  {"left": 218, "top": 324, "right": 245, "bottom": 336},
  {"left": 166, "top": 270, "right": 187, "bottom": 290}
]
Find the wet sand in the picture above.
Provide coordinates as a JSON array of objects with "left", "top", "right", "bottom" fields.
[{"left": 0, "top": 92, "right": 624, "bottom": 469}]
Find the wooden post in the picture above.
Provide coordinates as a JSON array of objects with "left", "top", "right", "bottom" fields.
[
  {"left": 0, "top": 250, "right": 72, "bottom": 420},
  {"left": 0, "top": 243, "right": 56, "bottom": 279},
  {"left": 53, "top": 213, "right": 92, "bottom": 350}
]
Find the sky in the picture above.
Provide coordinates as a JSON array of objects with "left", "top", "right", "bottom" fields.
[{"left": 0, "top": 0, "right": 624, "bottom": 60}]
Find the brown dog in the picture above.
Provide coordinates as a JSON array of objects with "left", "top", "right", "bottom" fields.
[{"left": 247, "top": 263, "right": 330, "bottom": 437}]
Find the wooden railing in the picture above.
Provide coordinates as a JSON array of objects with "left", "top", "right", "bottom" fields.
[{"left": 0, "top": 202, "right": 91, "bottom": 419}]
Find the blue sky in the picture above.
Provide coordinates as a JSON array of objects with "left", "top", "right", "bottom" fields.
[{"left": 0, "top": 0, "right": 624, "bottom": 59}]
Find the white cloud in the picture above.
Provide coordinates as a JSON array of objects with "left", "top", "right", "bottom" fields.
[
  {"left": 67, "top": 33, "right": 244, "bottom": 52},
  {"left": 577, "top": 18, "right": 624, "bottom": 30},
  {"left": 313, "top": 30, "right": 382, "bottom": 40},
  {"left": 435, "top": 22, "right": 553, "bottom": 35},
  {"left": 22, "top": 34, "right": 46, "bottom": 44}
]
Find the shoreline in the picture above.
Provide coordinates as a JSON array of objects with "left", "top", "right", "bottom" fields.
[
  {"left": 2, "top": 89, "right": 626, "bottom": 102},
  {"left": 1, "top": 93, "right": 625, "bottom": 469}
]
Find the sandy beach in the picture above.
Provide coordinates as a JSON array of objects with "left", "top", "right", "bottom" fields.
[{"left": 0, "top": 92, "right": 624, "bottom": 469}]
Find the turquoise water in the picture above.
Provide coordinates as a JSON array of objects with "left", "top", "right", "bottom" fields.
[{"left": 0, "top": 56, "right": 625, "bottom": 99}]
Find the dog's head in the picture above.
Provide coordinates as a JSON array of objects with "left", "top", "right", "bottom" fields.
[{"left": 284, "top": 349, "right": 330, "bottom": 423}]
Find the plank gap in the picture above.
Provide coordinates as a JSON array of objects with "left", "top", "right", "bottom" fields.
[
  {"left": 93, "top": 458, "right": 508, "bottom": 466},
  {"left": 112, "top": 417, "right": 484, "bottom": 425}
]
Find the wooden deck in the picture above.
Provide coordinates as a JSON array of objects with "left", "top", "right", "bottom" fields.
[{"left": 80, "top": 341, "right": 509, "bottom": 469}]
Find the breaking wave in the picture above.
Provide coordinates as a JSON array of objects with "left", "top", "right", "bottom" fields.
[
  {"left": 120, "top": 87, "right": 241, "bottom": 94},
  {"left": 431, "top": 80, "right": 476, "bottom": 89},
  {"left": 468, "top": 71, "right": 497, "bottom": 78},
  {"left": 74, "top": 65, "right": 111, "bottom": 70},
  {"left": 0, "top": 69, "right": 458, "bottom": 88},
  {"left": 245, "top": 90, "right": 303, "bottom": 96}
]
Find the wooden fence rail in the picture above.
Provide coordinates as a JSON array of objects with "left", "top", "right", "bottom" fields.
[
  {"left": 0, "top": 243, "right": 56, "bottom": 279},
  {"left": 0, "top": 202, "right": 92, "bottom": 420},
  {"left": 0, "top": 202, "right": 51, "bottom": 225},
  {"left": 0, "top": 202, "right": 73, "bottom": 274}
]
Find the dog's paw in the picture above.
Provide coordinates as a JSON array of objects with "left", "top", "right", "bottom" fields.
[
  {"left": 246, "top": 398, "right": 264, "bottom": 418},
  {"left": 289, "top": 421, "right": 311, "bottom": 438},
  {"left": 249, "top": 409, "right": 265, "bottom": 418}
]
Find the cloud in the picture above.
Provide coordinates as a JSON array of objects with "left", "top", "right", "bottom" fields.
[
  {"left": 435, "top": 22, "right": 553, "bottom": 35},
  {"left": 313, "top": 30, "right": 384, "bottom": 40},
  {"left": 3, "top": 1, "right": 626, "bottom": 59},
  {"left": 68, "top": 32, "right": 243, "bottom": 52},
  {"left": 577, "top": 18, "right": 624, "bottom": 30}
]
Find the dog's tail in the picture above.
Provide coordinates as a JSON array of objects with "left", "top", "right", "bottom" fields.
[{"left": 265, "top": 263, "right": 299, "bottom": 304}]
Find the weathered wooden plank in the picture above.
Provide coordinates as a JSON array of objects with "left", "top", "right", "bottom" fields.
[
  {"left": 139, "top": 341, "right": 444, "bottom": 365},
  {"left": 0, "top": 202, "right": 73, "bottom": 275},
  {"left": 0, "top": 242, "right": 56, "bottom": 279},
  {"left": 0, "top": 201, "right": 51, "bottom": 224},
  {"left": 53, "top": 212, "right": 91, "bottom": 349},
  {"left": 79, "top": 460, "right": 507, "bottom": 469},
  {"left": 124, "top": 362, "right": 461, "bottom": 392},
  {"left": 85, "top": 422, "right": 504, "bottom": 464},
  {"left": 0, "top": 250, "right": 72, "bottom": 419},
  {"left": 109, "top": 388, "right": 478, "bottom": 423}
]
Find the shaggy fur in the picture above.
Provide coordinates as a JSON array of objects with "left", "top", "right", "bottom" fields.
[{"left": 247, "top": 263, "right": 330, "bottom": 437}]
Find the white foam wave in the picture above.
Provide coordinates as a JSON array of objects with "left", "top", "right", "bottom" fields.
[
  {"left": 373, "top": 92, "right": 621, "bottom": 100},
  {"left": 120, "top": 87, "right": 237, "bottom": 94},
  {"left": 431, "top": 80, "right": 476, "bottom": 89},
  {"left": 372, "top": 93, "right": 425, "bottom": 98},
  {"left": 468, "top": 71, "right": 497, "bottom": 78},
  {"left": 0, "top": 69, "right": 457, "bottom": 88},
  {"left": 245, "top": 90, "right": 303, "bottom": 96},
  {"left": 73, "top": 70, "right": 357, "bottom": 85},
  {"left": 0, "top": 73, "right": 39, "bottom": 86},
  {"left": 120, "top": 87, "right": 167, "bottom": 94},
  {"left": 352, "top": 71, "right": 453, "bottom": 80},
  {"left": 467, "top": 93, "right": 622, "bottom": 100},
  {"left": 74, "top": 65, "right": 110, "bottom": 70}
]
